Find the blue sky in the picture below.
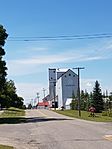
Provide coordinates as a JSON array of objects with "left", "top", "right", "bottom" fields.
[{"left": 0, "top": 0, "right": 112, "bottom": 105}]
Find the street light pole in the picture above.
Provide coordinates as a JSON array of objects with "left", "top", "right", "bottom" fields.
[
  {"left": 37, "top": 92, "right": 39, "bottom": 104},
  {"left": 73, "top": 67, "right": 85, "bottom": 117},
  {"left": 43, "top": 88, "right": 46, "bottom": 98}
]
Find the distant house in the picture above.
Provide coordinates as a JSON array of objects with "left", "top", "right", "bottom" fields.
[
  {"left": 36, "top": 95, "right": 50, "bottom": 109},
  {"left": 37, "top": 101, "right": 49, "bottom": 109}
]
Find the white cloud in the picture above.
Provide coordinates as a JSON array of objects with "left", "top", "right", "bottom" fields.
[
  {"left": 81, "top": 79, "right": 96, "bottom": 92},
  {"left": 15, "top": 82, "right": 49, "bottom": 105},
  {"left": 81, "top": 78, "right": 112, "bottom": 94},
  {"left": 31, "top": 47, "right": 48, "bottom": 51},
  {"left": 11, "top": 53, "right": 72, "bottom": 64},
  {"left": 6, "top": 40, "right": 112, "bottom": 77},
  {"left": 86, "top": 82, "right": 92, "bottom": 87},
  {"left": 24, "top": 47, "right": 48, "bottom": 52}
]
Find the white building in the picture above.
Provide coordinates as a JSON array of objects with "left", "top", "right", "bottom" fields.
[{"left": 48, "top": 68, "right": 78, "bottom": 109}]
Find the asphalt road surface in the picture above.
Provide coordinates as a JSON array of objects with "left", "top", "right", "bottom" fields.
[{"left": 0, "top": 109, "right": 112, "bottom": 149}]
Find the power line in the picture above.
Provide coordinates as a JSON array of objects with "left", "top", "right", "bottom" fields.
[
  {"left": 7, "top": 33, "right": 112, "bottom": 42},
  {"left": 9, "top": 33, "right": 112, "bottom": 38}
]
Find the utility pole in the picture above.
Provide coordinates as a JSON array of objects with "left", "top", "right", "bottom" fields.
[
  {"left": 73, "top": 67, "right": 85, "bottom": 117},
  {"left": 43, "top": 88, "right": 46, "bottom": 98}
]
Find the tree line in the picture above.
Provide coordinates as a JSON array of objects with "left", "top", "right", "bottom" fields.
[
  {"left": 70, "top": 80, "right": 112, "bottom": 113},
  {"left": 0, "top": 25, "right": 24, "bottom": 109}
]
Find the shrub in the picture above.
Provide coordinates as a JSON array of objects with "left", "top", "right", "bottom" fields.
[
  {"left": 102, "top": 110, "right": 112, "bottom": 117},
  {"left": 109, "top": 112, "right": 112, "bottom": 117},
  {"left": 102, "top": 111, "right": 108, "bottom": 116}
]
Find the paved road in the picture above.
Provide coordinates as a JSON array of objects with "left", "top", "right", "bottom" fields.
[{"left": 0, "top": 109, "right": 112, "bottom": 149}]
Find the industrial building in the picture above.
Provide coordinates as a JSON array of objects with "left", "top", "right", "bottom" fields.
[{"left": 48, "top": 68, "right": 78, "bottom": 109}]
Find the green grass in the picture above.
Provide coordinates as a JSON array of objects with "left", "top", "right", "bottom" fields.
[
  {"left": 0, "top": 144, "right": 14, "bottom": 149},
  {"left": 0, "top": 107, "right": 26, "bottom": 124},
  {"left": 55, "top": 110, "right": 112, "bottom": 122},
  {"left": 0, "top": 107, "right": 25, "bottom": 117}
]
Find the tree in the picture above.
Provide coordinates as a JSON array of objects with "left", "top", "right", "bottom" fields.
[
  {"left": 4, "top": 80, "right": 24, "bottom": 108},
  {"left": 70, "top": 93, "right": 78, "bottom": 110},
  {"left": 0, "top": 25, "right": 24, "bottom": 109},
  {"left": 84, "top": 90, "right": 89, "bottom": 111},
  {"left": 89, "top": 92, "right": 93, "bottom": 104},
  {"left": 80, "top": 90, "right": 85, "bottom": 110},
  {"left": 92, "top": 80, "right": 104, "bottom": 113},
  {"left": 28, "top": 103, "right": 32, "bottom": 109},
  {"left": 70, "top": 99, "right": 78, "bottom": 110},
  {"left": 109, "top": 92, "right": 112, "bottom": 101},
  {"left": 0, "top": 25, "right": 8, "bottom": 91},
  {"left": 109, "top": 92, "right": 112, "bottom": 110},
  {"left": 80, "top": 90, "right": 89, "bottom": 111}
]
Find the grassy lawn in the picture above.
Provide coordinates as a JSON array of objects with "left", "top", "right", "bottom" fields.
[
  {"left": 0, "top": 144, "right": 14, "bottom": 149},
  {"left": 0, "top": 107, "right": 25, "bottom": 117},
  {"left": 0, "top": 107, "right": 26, "bottom": 124},
  {"left": 0, "top": 108, "right": 25, "bottom": 148},
  {"left": 55, "top": 110, "right": 112, "bottom": 122}
]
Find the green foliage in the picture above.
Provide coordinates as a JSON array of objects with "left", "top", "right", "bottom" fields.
[
  {"left": 92, "top": 80, "right": 104, "bottom": 113},
  {"left": 0, "top": 25, "right": 8, "bottom": 91},
  {"left": 0, "top": 144, "right": 14, "bottom": 149},
  {"left": 0, "top": 107, "right": 25, "bottom": 117},
  {"left": 0, "top": 25, "right": 24, "bottom": 109},
  {"left": 102, "top": 111, "right": 108, "bottom": 116},
  {"left": 109, "top": 112, "right": 112, "bottom": 117},
  {"left": 70, "top": 90, "right": 91, "bottom": 111},
  {"left": 70, "top": 99, "right": 78, "bottom": 110},
  {"left": 0, "top": 107, "right": 25, "bottom": 124},
  {"left": 70, "top": 82, "right": 111, "bottom": 113},
  {"left": 0, "top": 80, "right": 24, "bottom": 109},
  {"left": 70, "top": 93, "right": 78, "bottom": 110},
  {"left": 27, "top": 103, "right": 32, "bottom": 109},
  {"left": 55, "top": 110, "right": 112, "bottom": 122},
  {"left": 80, "top": 90, "right": 89, "bottom": 111},
  {"left": 109, "top": 92, "right": 112, "bottom": 101},
  {"left": 0, "top": 25, "right": 8, "bottom": 46},
  {"left": 102, "top": 110, "right": 112, "bottom": 117}
]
